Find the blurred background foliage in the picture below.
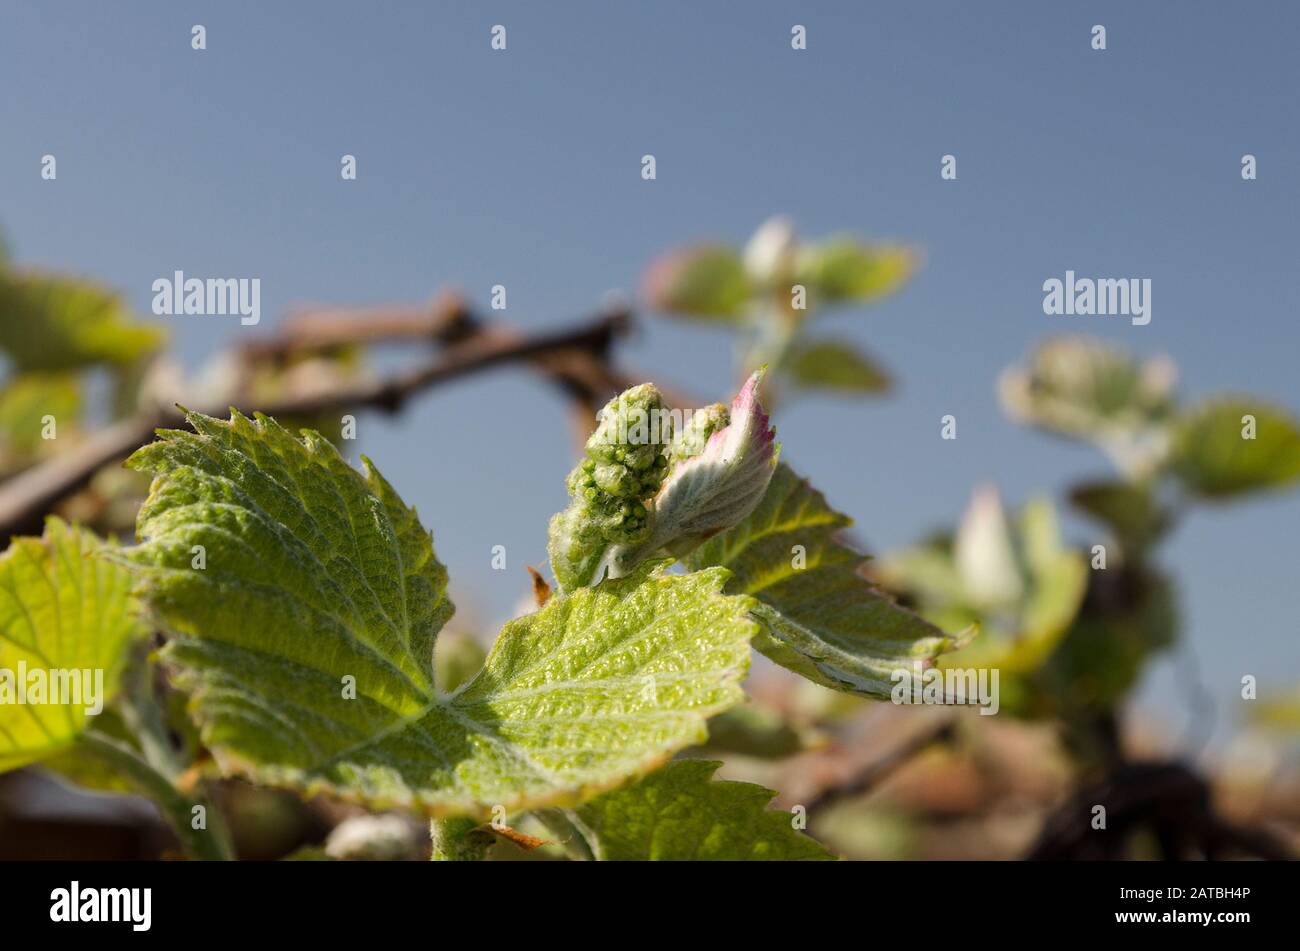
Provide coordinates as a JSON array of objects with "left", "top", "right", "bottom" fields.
[
  {"left": 620, "top": 221, "right": 1300, "bottom": 859},
  {"left": 644, "top": 217, "right": 914, "bottom": 402},
  {"left": 1, "top": 224, "right": 1298, "bottom": 861}
]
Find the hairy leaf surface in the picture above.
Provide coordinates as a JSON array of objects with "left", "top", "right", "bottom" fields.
[
  {"left": 684, "top": 463, "right": 959, "bottom": 698},
  {"left": 126, "top": 411, "right": 758, "bottom": 815},
  {"left": 576, "top": 759, "right": 834, "bottom": 860}
]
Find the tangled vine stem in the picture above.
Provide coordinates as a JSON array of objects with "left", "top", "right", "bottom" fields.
[
  {"left": 1027, "top": 760, "right": 1295, "bottom": 861},
  {"left": 0, "top": 293, "right": 657, "bottom": 538}
]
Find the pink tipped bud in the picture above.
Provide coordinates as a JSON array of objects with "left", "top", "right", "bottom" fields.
[{"left": 606, "top": 369, "right": 778, "bottom": 578}]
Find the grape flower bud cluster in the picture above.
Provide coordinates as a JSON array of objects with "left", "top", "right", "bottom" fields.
[{"left": 548, "top": 370, "right": 777, "bottom": 591}]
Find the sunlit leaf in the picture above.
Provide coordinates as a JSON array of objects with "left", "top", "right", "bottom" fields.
[
  {"left": 685, "top": 463, "right": 960, "bottom": 698},
  {"left": 575, "top": 759, "right": 834, "bottom": 860},
  {"left": 40, "top": 709, "right": 139, "bottom": 794},
  {"left": 0, "top": 519, "right": 145, "bottom": 773},
  {"left": 124, "top": 411, "right": 758, "bottom": 816}
]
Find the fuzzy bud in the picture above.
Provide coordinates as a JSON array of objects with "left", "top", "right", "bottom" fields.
[
  {"left": 607, "top": 368, "right": 778, "bottom": 578},
  {"left": 548, "top": 383, "right": 673, "bottom": 590},
  {"left": 670, "top": 403, "right": 730, "bottom": 464}
]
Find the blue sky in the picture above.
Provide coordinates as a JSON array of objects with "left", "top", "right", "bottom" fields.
[{"left": 4, "top": 1, "right": 1298, "bottom": 744}]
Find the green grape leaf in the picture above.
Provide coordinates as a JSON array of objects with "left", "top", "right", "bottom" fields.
[
  {"left": 575, "top": 759, "right": 834, "bottom": 860},
  {"left": 1169, "top": 397, "right": 1300, "bottom": 500},
  {"left": 0, "top": 519, "right": 145, "bottom": 773},
  {"left": 124, "top": 410, "right": 758, "bottom": 816},
  {"left": 684, "top": 462, "right": 961, "bottom": 698},
  {"left": 784, "top": 338, "right": 892, "bottom": 395},
  {"left": 643, "top": 245, "right": 752, "bottom": 321},
  {"left": 0, "top": 271, "right": 166, "bottom": 371},
  {"left": 999, "top": 336, "right": 1176, "bottom": 475},
  {"left": 793, "top": 238, "right": 916, "bottom": 306}
]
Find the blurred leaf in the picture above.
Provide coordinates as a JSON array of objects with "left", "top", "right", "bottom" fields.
[
  {"left": 328, "top": 813, "right": 426, "bottom": 861},
  {"left": 0, "top": 271, "right": 166, "bottom": 371},
  {"left": 0, "top": 371, "right": 81, "bottom": 464},
  {"left": 1043, "top": 568, "right": 1177, "bottom": 713},
  {"left": 0, "top": 519, "right": 145, "bottom": 773},
  {"left": 685, "top": 463, "right": 961, "bottom": 699},
  {"left": 40, "top": 709, "right": 139, "bottom": 794},
  {"left": 784, "top": 338, "right": 891, "bottom": 395},
  {"left": 282, "top": 847, "right": 335, "bottom": 861},
  {"left": 643, "top": 245, "right": 752, "bottom": 321},
  {"left": 434, "top": 629, "right": 486, "bottom": 694},
  {"left": 1250, "top": 687, "right": 1300, "bottom": 732},
  {"left": 872, "top": 541, "right": 963, "bottom": 607},
  {"left": 810, "top": 802, "right": 918, "bottom": 860},
  {"left": 1013, "top": 498, "right": 1090, "bottom": 673},
  {"left": 700, "top": 704, "right": 824, "bottom": 759},
  {"left": 1000, "top": 336, "right": 1176, "bottom": 474},
  {"left": 794, "top": 237, "right": 916, "bottom": 306},
  {"left": 575, "top": 760, "right": 834, "bottom": 860},
  {"left": 1170, "top": 397, "right": 1300, "bottom": 500},
  {"left": 879, "top": 494, "right": 1087, "bottom": 700},
  {"left": 953, "top": 485, "right": 1025, "bottom": 609},
  {"left": 1069, "top": 479, "right": 1171, "bottom": 554},
  {"left": 742, "top": 216, "right": 798, "bottom": 283},
  {"left": 55, "top": 465, "right": 153, "bottom": 540}
]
